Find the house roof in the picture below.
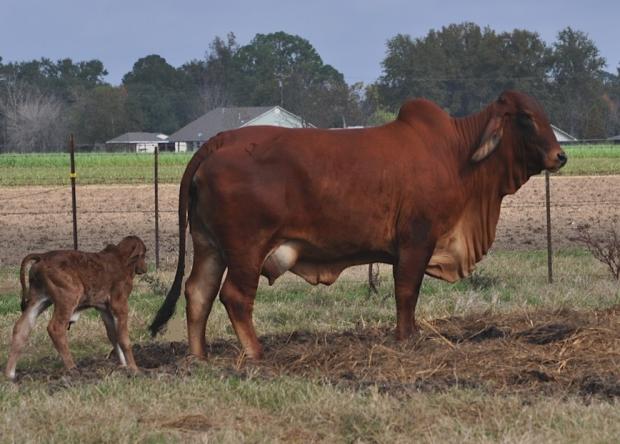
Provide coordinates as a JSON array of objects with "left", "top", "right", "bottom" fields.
[
  {"left": 551, "top": 125, "right": 577, "bottom": 142},
  {"left": 169, "top": 107, "right": 273, "bottom": 143},
  {"left": 106, "top": 132, "right": 169, "bottom": 144},
  {"left": 609, "top": 134, "right": 620, "bottom": 141}
]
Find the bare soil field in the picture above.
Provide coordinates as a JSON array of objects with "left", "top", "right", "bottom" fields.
[
  {"left": 1, "top": 175, "right": 619, "bottom": 267},
  {"left": 16, "top": 306, "right": 620, "bottom": 401}
]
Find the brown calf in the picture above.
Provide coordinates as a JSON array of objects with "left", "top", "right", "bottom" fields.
[{"left": 5, "top": 236, "right": 147, "bottom": 380}]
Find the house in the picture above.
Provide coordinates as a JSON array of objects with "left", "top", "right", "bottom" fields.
[
  {"left": 168, "top": 106, "right": 311, "bottom": 151},
  {"left": 551, "top": 125, "right": 578, "bottom": 144},
  {"left": 105, "top": 132, "right": 178, "bottom": 153}
]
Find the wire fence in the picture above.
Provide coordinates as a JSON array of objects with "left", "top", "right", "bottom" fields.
[{"left": 1, "top": 139, "right": 620, "bottom": 287}]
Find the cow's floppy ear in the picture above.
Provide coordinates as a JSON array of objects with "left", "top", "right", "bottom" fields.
[{"left": 471, "top": 116, "right": 504, "bottom": 163}]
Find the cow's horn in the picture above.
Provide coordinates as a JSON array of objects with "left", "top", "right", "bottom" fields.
[{"left": 471, "top": 116, "right": 503, "bottom": 162}]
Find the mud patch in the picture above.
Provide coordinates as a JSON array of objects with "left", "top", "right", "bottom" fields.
[
  {"left": 15, "top": 307, "right": 620, "bottom": 401},
  {"left": 160, "top": 414, "right": 213, "bottom": 432}
]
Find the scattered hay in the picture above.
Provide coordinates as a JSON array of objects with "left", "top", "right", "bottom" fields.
[{"left": 17, "top": 307, "right": 620, "bottom": 401}]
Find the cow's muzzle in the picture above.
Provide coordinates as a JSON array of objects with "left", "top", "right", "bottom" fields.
[
  {"left": 557, "top": 151, "right": 567, "bottom": 167},
  {"left": 547, "top": 149, "right": 567, "bottom": 172}
]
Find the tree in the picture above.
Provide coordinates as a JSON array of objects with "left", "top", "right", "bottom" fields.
[
  {"left": 0, "top": 58, "right": 107, "bottom": 102},
  {"left": 605, "top": 68, "right": 620, "bottom": 136},
  {"left": 69, "top": 85, "right": 133, "bottom": 144},
  {"left": 231, "top": 32, "right": 361, "bottom": 127},
  {"left": 123, "top": 55, "right": 198, "bottom": 133},
  {"left": 549, "top": 27, "right": 608, "bottom": 138},
  {"left": 377, "top": 23, "right": 551, "bottom": 116},
  {"left": 0, "top": 80, "right": 67, "bottom": 152},
  {"left": 180, "top": 33, "right": 240, "bottom": 114}
]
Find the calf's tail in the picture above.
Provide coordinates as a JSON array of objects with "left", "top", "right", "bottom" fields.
[
  {"left": 148, "top": 144, "right": 213, "bottom": 337},
  {"left": 19, "top": 254, "right": 41, "bottom": 312}
]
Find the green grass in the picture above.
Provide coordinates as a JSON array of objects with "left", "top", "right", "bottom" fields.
[
  {"left": 559, "top": 144, "right": 620, "bottom": 176},
  {"left": 0, "top": 249, "right": 618, "bottom": 443},
  {"left": 0, "top": 144, "right": 619, "bottom": 186},
  {"left": 0, "top": 152, "right": 193, "bottom": 186}
]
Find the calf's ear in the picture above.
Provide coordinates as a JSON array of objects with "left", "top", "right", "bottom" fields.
[
  {"left": 126, "top": 243, "right": 143, "bottom": 265},
  {"left": 471, "top": 116, "right": 503, "bottom": 163}
]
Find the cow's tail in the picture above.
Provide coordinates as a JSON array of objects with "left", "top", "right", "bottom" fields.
[
  {"left": 148, "top": 143, "right": 214, "bottom": 337},
  {"left": 19, "top": 254, "right": 41, "bottom": 312}
]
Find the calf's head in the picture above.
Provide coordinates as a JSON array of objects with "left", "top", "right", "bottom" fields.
[
  {"left": 117, "top": 236, "right": 148, "bottom": 275},
  {"left": 471, "top": 91, "right": 567, "bottom": 175}
]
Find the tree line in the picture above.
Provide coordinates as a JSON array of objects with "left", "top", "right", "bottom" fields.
[{"left": 1, "top": 23, "right": 619, "bottom": 152}]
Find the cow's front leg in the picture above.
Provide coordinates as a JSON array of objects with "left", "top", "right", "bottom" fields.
[{"left": 393, "top": 238, "right": 435, "bottom": 340}]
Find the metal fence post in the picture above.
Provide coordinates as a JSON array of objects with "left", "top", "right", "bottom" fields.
[
  {"left": 154, "top": 144, "right": 160, "bottom": 270},
  {"left": 545, "top": 170, "right": 553, "bottom": 283},
  {"left": 69, "top": 134, "right": 78, "bottom": 250}
]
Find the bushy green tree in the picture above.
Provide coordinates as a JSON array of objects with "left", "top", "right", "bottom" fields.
[
  {"left": 231, "top": 31, "right": 361, "bottom": 127},
  {"left": 70, "top": 85, "right": 133, "bottom": 144},
  {"left": 548, "top": 27, "right": 608, "bottom": 138},
  {"left": 378, "top": 23, "right": 551, "bottom": 117},
  {"left": 122, "top": 55, "right": 199, "bottom": 133}
]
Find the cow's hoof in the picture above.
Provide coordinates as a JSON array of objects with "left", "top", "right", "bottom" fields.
[
  {"left": 124, "top": 366, "right": 142, "bottom": 377},
  {"left": 394, "top": 327, "right": 420, "bottom": 341},
  {"left": 59, "top": 367, "right": 81, "bottom": 384}
]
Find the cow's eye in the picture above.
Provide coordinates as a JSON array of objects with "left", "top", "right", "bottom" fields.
[{"left": 517, "top": 112, "right": 536, "bottom": 131}]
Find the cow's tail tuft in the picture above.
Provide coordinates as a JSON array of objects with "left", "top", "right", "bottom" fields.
[
  {"left": 149, "top": 144, "right": 213, "bottom": 337},
  {"left": 19, "top": 254, "right": 40, "bottom": 312}
]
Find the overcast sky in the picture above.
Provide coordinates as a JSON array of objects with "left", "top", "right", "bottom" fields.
[{"left": 2, "top": 0, "right": 618, "bottom": 85}]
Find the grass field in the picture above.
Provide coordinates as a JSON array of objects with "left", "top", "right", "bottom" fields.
[
  {"left": 0, "top": 250, "right": 618, "bottom": 442},
  {"left": 560, "top": 144, "right": 620, "bottom": 176},
  {"left": 0, "top": 152, "right": 192, "bottom": 186},
  {"left": 0, "top": 143, "right": 618, "bottom": 186}
]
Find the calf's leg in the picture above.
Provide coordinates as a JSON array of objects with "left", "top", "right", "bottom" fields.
[
  {"left": 47, "top": 306, "right": 79, "bottom": 370},
  {"left": 109, "top": 302, "right": 138, "bottom": 372},
  {"left": 99, "top": 309, "right": 126, "bottom": 366},
  {"left": 5, "top": 298, "right": 51, "bottom": 380}
]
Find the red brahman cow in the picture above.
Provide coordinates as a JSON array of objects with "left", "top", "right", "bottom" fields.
[{"left": 150, "top": 91, "right": 567, "bottom": 360}]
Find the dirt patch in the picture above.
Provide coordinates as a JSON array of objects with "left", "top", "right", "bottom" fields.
[
  {"left": 1, "top": 176, "right": 619, "bottom": 267},
  {"left": 16, "top": 307, "right": 620, "bottom": 401}
]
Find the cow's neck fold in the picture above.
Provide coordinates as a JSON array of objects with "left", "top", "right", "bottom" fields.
[
  {"left": 427, "top": 106, "right": 530, "bottom": 282},
  {"left": 453, "top": 107, "right": 529, "bottom": 195},
  {"left": 453, "top": 108, "right": 493, "bottom": 159}
]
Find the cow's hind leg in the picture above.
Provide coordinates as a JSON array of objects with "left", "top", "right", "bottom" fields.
[
  {"left": 185, "top": 243, "right": 225, "bottom": 359},
  {"left": 5, "top": 298, "right": 51, "bottom": 380},
  {"left": 219, "top": 266, "right": 262, "bottom": 359}
]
